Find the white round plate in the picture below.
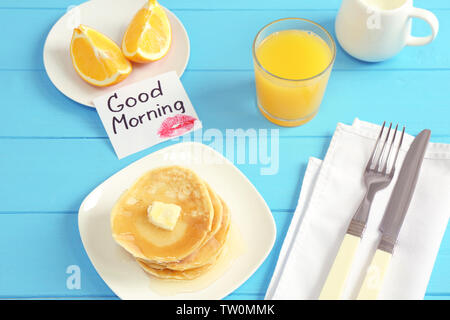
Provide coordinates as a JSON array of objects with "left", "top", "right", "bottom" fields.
[
  {"left": 43, "top": 0, "right": 190, "bottom": 108},
  {"left": 78, "top": 142, "right": 276, "bottom": 300}
]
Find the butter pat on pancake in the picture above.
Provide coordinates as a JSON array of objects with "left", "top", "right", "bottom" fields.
[
  {"left": 147, "top": 201, "right": 181, "bottom": 231},
  {"left": 111, "top": 166, "right": 214, "bottom": 263},
  {"left": 137, "top": 201, "right": 231, "bottom": 279},
  {"left": 142, "top": 185, "right": 227, "bottom": 271}
]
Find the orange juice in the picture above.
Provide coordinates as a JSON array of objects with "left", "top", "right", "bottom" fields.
[{"left": 254, "top": 25, "right": 335, "bottom": 127}]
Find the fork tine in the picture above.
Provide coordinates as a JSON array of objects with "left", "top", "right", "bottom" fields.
[
  {"left": 374, "top": 122, "right": 393, "bottom": 172},
  {"left": 366, "top": 121, "right": 386, "bottom": 171},
  {"left": 381, "top": 124, "right": 398, "bottom": 173},
  {"left": 388, "top": 126, "right": 406, "bottom": 175}
]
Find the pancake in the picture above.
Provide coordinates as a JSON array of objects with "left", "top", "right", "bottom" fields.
[
  {"left": 161, "top": 198, "right": 230, "bottom": 271},
  {"left": 203, "top": 184, "right": 223, "bottom": 242},
  {"left": 144, "top": 197, "right": 230, "bottom": 271},
  {"left": 137, "top": 258, "right": 214, "bottom": 280},
  {"left": 111, "top": 166, "right": 214, "bottom": 263}
]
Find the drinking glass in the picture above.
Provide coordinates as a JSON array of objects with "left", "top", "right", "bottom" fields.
[{"left": 252, "top": 18, "right": 336, "bottom": 127}]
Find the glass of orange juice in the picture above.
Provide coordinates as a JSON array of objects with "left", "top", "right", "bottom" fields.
[{"left": 253, "top": 18, "right": 336, "bottom": 127}]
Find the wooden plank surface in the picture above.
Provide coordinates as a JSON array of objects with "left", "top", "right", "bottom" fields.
[
  {"left": 1, "top": 70, "right": 450, "bottom": 138},
  {"left": 1, "top": 0, "right": 448, "bottom": 10},
  {"left": 0, "top": 137, "right": 329, "bottom": 212},
  {"left": 1, "top": 212, "right": 448, "bottom": 298},
  {"left": 0, "top": 0, "right": 448, "bottom": 300},
  {"left": 1, "top": 8, "right": 449, "bottom": 71}
]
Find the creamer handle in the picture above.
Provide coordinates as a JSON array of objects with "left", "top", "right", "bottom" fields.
[{"left": 407, "top": 7, "right": 439, "bottom": 46}]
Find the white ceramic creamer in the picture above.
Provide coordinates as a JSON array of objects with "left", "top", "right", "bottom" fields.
[{"left": 335, "top": 0, "right": 439, "bottom": 62}]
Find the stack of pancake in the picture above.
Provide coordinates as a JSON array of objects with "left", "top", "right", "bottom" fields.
[{"left": 111, "top": 166, "right": 230, "bottom": 280}]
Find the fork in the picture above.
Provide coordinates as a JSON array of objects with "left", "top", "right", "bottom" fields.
[{"left": 319, "top": 122, "right": 405, "bottom": 300}]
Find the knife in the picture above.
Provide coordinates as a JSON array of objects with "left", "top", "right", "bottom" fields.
[{"left": 356, "top": 129, "right": 431, "bottom": 300}]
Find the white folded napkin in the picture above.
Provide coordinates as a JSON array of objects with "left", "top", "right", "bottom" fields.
[{"left": 266, "top": 119, "right": 450, "bottom": 300}]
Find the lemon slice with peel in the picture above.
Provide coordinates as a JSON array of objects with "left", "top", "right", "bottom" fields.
[
  {"left": 70, "top": 25, "right": 132, "bottom": 87},
  {"left": 122, "top": 0, "right": 172, "bottom": 63}
]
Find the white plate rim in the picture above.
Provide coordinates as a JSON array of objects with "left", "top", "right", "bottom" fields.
[{"left": 78, "top": 142, "right": 277, "bottom": 300}]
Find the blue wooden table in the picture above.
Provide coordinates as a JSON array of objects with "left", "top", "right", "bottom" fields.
[{"left": 0, "top": 0, "right": 449, "bottom": 300}]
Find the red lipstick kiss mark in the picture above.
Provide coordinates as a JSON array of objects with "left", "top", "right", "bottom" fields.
[{"left": 158, "top": 115, "right": 197, "bottom": 138}]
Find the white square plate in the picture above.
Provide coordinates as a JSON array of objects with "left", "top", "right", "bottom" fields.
[{"left": 78, "top": 142, "right": 276, "bottom": 299}]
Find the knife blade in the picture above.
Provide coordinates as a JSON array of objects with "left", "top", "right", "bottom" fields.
[
  {"left": 378, "top": 129, "right": 431, "bottom": 254},
  {"left": 357, "top": 128, "right": 431, "bottom": 300}
]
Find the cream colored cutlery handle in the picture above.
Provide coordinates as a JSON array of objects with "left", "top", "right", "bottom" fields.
[
  {"left": 357, "top": 249, "right": 392, "bottom": 300},
  {"left": 319, "top": 234, "right": 360, "bottom": 300}
]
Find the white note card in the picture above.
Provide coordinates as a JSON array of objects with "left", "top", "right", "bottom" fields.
[{"left": 93, "top": 71, "right": 202, "bottom": 159}]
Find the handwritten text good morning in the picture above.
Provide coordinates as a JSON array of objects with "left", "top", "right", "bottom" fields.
[{"left": 94, "top": 71, "right": 202, "bottom": 159}]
